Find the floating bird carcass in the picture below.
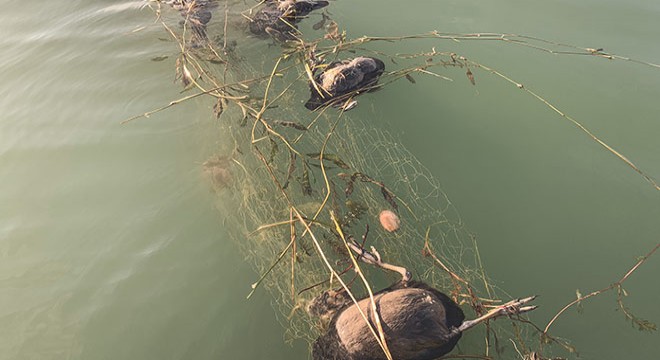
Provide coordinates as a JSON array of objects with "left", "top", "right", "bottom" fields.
[
  {"left": 305, "top": 57, "right": 385, "bottom": 111},
  {"left": 311, "top": 280, "right": 538, "bottom": 360},
  {"left": 309, "top": 243, "right": 538, "bottom": 360},
  {"left": 167, "top": 0, "right": 218, "bottom": 45},
  {"left": 249, "top": 0, "right": 330, "bottom": 40}
]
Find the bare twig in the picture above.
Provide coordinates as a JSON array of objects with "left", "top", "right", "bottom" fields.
[
  {"left": 543, "top": 242, "right": 660, "bottom": 333},
  {"left": 331, "top": 211, "right": 394, "bottom": 360}
]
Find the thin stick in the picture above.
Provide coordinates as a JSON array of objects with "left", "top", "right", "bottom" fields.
[
  {"left": 249, "top": 219, "right": 298, "bottom": 236},
  {"left": 438, "top": 355, "right": 493, "bottom": 360},
  {"left": 543, "top": 242, "right": 660, "bottom": 333},
  {"left": 251, "top": 57, "right": 286, "bottom": 145},
  {"left": 331, "top": 211, "right": 394, "bottom": 360},
  {"left": 121, "top": 90, "right": 210, "bottom": 124},
  {"left": 423, "top": 228, "right": 480, "bottom": 307},
  {"left": 119, "top": 71, "right": 273, "bottom": 124},
  {"left": 295, "top": 208, "right": 392, "bottom": 360},
  {"left": 473, "top": 61, "right": 660, "bottom": 191},
  {"left": 246, "top": 227, "right": 298, "bottom": 299},
  {"left": 290, "top": 207, "right": 297, "bottom": 300},
  {"left": 311, "top": 106, "right": 347, "bottom": 221}
]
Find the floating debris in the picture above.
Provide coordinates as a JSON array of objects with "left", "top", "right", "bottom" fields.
[
  {"left": 405, "top": 73, "right": 416, "bottom": 84},
  {"left": 466, "top": 68, "right": 476, "bottom": 85},
  {"left": 307, "top": 153, "right": 350, "bottom": 169},
  {"left": 301, "top": 162, "right": 313, "bottom": 196},
  {"left": 273, "top": 120, "right": 308, "bottom": 131},
  {"left": 379, "top": 209, "right": 400, "bottom": 232}
]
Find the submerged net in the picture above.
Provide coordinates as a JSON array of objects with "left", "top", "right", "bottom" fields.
[
  {"left": 143, "top": 0, "right": 544, "bottom": 357},
  {"left": 230, "top": 112, "right": 494, "bottom": 343},
  {"left": 132, "top": 1, "right": 659, "bottom": 358}
]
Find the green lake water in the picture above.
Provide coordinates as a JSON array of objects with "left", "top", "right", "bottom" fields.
[{"left": 1, "top": 1, "right": 659, "bottom": 359}]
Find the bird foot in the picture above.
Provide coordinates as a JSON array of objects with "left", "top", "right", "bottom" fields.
[
  {"left": 346, "top": 238, "right": 411, "bottom": 282},
  {"left": 341, "top": 99, "right": 358, "bottom": 111},
  {"left": 457, "top": 295, "right": 538, "bottom": 333},
  {"left": 496, "top": 295, "right": 538, "bottom": 316}
]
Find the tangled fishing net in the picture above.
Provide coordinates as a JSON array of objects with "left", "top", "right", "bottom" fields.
[{"left": 129, "top": 1, "right": 660, "bottom": 359}]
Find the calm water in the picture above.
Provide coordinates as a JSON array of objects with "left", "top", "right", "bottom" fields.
[{"left": 1, "top": 1, "right": 659, "bottom": 359}]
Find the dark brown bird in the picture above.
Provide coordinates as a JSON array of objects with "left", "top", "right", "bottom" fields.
[
  {"left": 311, "top": 281, "right": 464, "bottom": 360},
  {"left": 167, "top": 0, "right": 218, "bottom": 46},
  {"left": 310, "top": 281, "right": 537, "bottom": 360},
  {"left": 249, "top": 0, "right": 329, "bottom": 41},
  {"left": 305, "top": 57, "right": 385, "bottom": 111}
]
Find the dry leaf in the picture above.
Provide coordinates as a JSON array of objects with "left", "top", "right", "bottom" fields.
[
  {"left": 273, "top": 121, "right": 307, "bottom": 131},
  {"left": 182, "top": 63, "right": 193, "bottom": 87},
  {"left": 213, "top": 98, "right": 224, "bottom": 119},
  {"left": 466, "top": 68, "right": 476, "bottom": 85},
  {"left": 405, "top": 74, "right": 416, "bottom": 84}
]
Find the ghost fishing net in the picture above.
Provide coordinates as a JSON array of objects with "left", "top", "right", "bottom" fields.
[{"left": 134, "top": 1, "right": 660, "bottom": 359}]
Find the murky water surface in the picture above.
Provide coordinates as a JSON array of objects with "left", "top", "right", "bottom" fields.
[{"left": 1, "top": 1, "right": 659, "bottom": 359}]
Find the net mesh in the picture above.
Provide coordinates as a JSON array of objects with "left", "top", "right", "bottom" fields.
[
  {"left": 224, "top": 113, "right": 495, "bottom": 344},
  {"left": 147, "top": 0, "right": 552, "bottom": 357}
]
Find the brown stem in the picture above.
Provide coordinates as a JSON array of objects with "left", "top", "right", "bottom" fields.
[{"left": 543, "top": 242, "right": 660, "bottom": 333}]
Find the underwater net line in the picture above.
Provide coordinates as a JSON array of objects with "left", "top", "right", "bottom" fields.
[{"left": 133, "top": 1, "right": 660, "bottom": 359}]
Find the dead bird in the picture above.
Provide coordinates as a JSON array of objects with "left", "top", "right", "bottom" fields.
[
  {"left": 167, "top": 0, "right": 218, "bottom": 46},
  {"left": 308, "top": 243, "right": 537, "bottom": 360},
  {"left": 310, "top": 281, "right": 464, "bottom": 360},
  {"left": 305, "top": 57, "right": 385, "bottom": 111},
  {"left": 310, "top": 280, "right": 537, "bottom": 360},
  {"left": 248, "top": 0, "right": 330, "bottom": 41}
]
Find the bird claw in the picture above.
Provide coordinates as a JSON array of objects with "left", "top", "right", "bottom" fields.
[
  {"left": 346, "top": 238, "right": 410, "bottom": 282},
  {"left": 519, "top": 305, "right": 538, "bottom": 313},
  {"left": 498, "top": 295, "right": 538, "bottom": 316},
  {"left": 370, "top": 246, "right": 382, "bottom": 262},
  {"left": 457, "top": 295, "right": 538, "bottom": 333},
  {"left": 341, "top": 99, "right": 358, "bottom": 111}
]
